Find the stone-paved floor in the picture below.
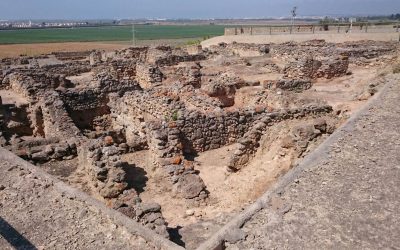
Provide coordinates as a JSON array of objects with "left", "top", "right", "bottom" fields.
[
  {"left": 230, "top": 75, "right": 400, "bottom": 250},
  {"left": 0, "top": 149, "right": 154, "bottom": 250}
]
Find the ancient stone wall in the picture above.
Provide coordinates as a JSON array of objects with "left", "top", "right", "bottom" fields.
[
  {"left": 7, "top": 72, "right": 72, "bottom": 102},
  {"left": 13, "top": 137, "right": 77, "bottom": 163},
  {"left": 109, "top": 91, "right": 184, "bottom": 149},
  {"left": 43, "top": 62, "right": 91, "bottom": 76},
  {"left": 0, "top": 96, "right": 5, "bottom": 146},
  {"left": 1, "top": 103, "right": 33, "bottom": 140},
  {"left": 40, "top": 92, "right": 82, "bottom": 140},
  {"left": 263, "top": 79, "right": 313, "bottom": 92},
  {"left": 78, "top": 137, "right": 169, "bottom": 237},
  {"left": 186, "top": 45, "right": 203, "bottom": 55},
  {"left": 135, "top": 63, "right": 163, "bottom": 89},
  {"left": 208, "top": 43, "right": 269, "bottom": 57},
  {"left": 177, "top": 105, "right": 332, "bottom": 154},
  {"left": 229, "top": 43, "right": 270, "bottom": 57},
  {"left": 146, "top": 47, "right": 206, "bottom": 67},
  {"left": 228, "top": 106, "right": 333, "bottom": 170},
  {"left": 89, "top": 51, "right": 102, "bottom": 66},
  {"left": 52, "top": 51, "right": 91, "bottom": 61},
  {"left": 59, "top": 76, "right": 140, "bottom": 112},
  {"left": 283, "top": 56, "right": 349, "bottom": 79},
  {"left": 147, "top": 121, "right": 207, "bottom": 203}
]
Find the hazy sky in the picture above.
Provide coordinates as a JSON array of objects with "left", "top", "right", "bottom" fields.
[{"left": 1, "top": 0, "right": 399, "bottom": 20}]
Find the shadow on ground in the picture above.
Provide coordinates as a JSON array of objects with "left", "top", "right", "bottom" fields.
[
  {"left": 0, "top": 216, "right": 37, "bottom": 250},
  {"left": 123, "top": 163, "right": 149, "bottom": 194}
]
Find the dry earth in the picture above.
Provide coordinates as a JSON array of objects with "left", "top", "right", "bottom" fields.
[
  {"left": 223, "top": 74, "right": 400, "bottom": 250},
  {"left": 0, "top": 38, "right": 202, "bottom": 59}
]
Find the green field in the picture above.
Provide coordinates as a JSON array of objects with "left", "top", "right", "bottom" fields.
[{"left": 0, "top": 25, "right": 225, "bottom": 44}]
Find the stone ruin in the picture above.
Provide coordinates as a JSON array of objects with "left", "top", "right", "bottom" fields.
[{"left": 0, "top": 39, "right": 398, "bottom": 246}]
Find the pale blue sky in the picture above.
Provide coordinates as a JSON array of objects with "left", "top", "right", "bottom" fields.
[{"left": 0, "top": 0, "right": 399, "bottom": 20}]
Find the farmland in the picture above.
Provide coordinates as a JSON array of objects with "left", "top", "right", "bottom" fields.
[{"left": 0, "top": 25, "right": 225, "bottom": 44}]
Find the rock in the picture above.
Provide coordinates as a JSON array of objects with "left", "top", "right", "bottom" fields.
[
  {"left": 177, "top": 173, "right": 206, "bottom": 199},
  {"left": 94, "top": 167, "right": 108, "bottom": 181},
  {"left": 108, "top": 167, "right": 126, "bottom": 183},
  {"left": 53, "top": 145, "right": 69, "bottom": 159},
  {"left": 102, "top": 146, "right": 119, "bottom": 156},
  {"left": 99, "top": 182, "right": 128, "bottom": 198},
  {"left": 358, "top": 91, "right": 371, "bottom": 101},
  {"left": 31, "top": 151, "right": 49, "bottom": 162},
  {"left": 292, "top": 124, "right": 316, "bottom": 141},
  {"left": 44, "top": 145, "right": 54, "bottom": 155},
  {"left": 171, "top": 156, "right": 182, "bottom": 165},
  {"left": 142, "top": 212, "right": 162, "bottom": 224},
  {"left": 281, "top": 135, "right": 295, "bottom": 149},
  {"left": 313, "top": 118, "right": 327, "bottom": 132},
  {"left": 225, "top": 228, "right": 247, "bottom": 244},
  {"left": 154, "top": 225, "right": 169, "bottom": 238},
  {"left": 185, "top": 209, "right": 195, "bottom": 216},
  {"left": 140, "top": 202, "right": 162, "bottom": 214},
  {"left": 104, "top": 136, "right": 114, "bottom": 146},
  {"left": 118, "top": 189, "right": 141, "bottom": 206},
  {"left": 118, "top": 206, "right": 137, "bottom": 219}
]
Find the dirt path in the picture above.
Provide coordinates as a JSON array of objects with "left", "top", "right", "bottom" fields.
[
  {"left": 0, "top": 148, "right": 182, "bottom": 250},
  {"left": 224, "top": 74, "right": 400, "bottom": 249}
]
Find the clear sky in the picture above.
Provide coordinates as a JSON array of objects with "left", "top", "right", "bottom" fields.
[{"left": 1, "top": 0, "right": 399, "bottom": 20}]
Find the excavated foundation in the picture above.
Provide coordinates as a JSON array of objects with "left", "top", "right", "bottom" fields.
[{"left": 1, "top": 40, "right": 399, "bottom": 249}]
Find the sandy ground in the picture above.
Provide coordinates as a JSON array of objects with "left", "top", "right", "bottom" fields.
[{"left": 0, "top": 89, "right": 29, "bottom": 106}]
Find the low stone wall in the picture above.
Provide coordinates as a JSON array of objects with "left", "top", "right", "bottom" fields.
[
  {"left": 0, "top": 102, "right": 33, "bottom": 139},
  {"left": 143, "top": 104, "right": 333, "bottom": 201},
  {"left": 59, "top": 89, "right": 110, "bottom": 111},
  {"left": 146, "top": 46, "right": 206, "bottom": 66},
  {"left": 89, "top": 51, "right": 102, "bottom": 65},
  {"left": 43, "top": 62, "right": 91, "bottom": 76},
  {"left": 228, "top": 107, "right": 332, "bottom": 171},
  {"left": 0, "top": 96, "right": 5, "bottom": 146},
  {"left": 13, "top": 138, "right": 77, "bottom": 163},
  {"left": 52, "top": 51, "right": 91, "bottom": 61},
  {"left": 78, "top": 138, "right": 129, "bottom": 199},
  {"left": 283, "top": 56, "right": 349, "bottom": 79},
  {"left": 40, "top": 92, "right": 82, "bottom": 140},
  {"left": 263, "top": 79, "right": 312, "bottom": 92},
  {"left": 147, "top": 121, "right": 208, "bottom": 203},
  {"left": 136, "top": 63, "right": 163, "bottom": 89},
  {"left": 6, "top": 72, "right": 74, "bottom": 103},
  {"left": 78, "top": 137, "right": 169, "bottom": 237},
  {"left": 208, "top": 42, "right": 270, "bottom": 57},
  {"left": 186, "top": 45, "right": 203, "bottom": 55}
]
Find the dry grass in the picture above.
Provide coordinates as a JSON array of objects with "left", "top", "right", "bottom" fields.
[
  {"left": 0, "top": 38, "right": 203, "bottom": 59},
  {"left": 0, "top": 42, "right": 130, "bottom": 58}
]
